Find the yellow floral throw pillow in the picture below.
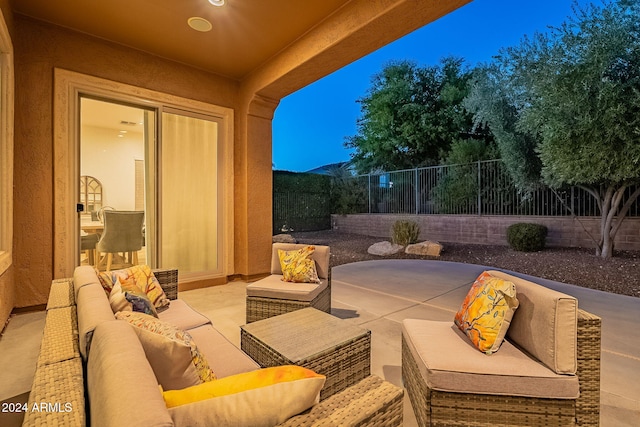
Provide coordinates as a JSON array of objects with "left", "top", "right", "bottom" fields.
[
  {"left": 278, "top": 246, "right": 321, "bottom": 283},
  {"left": 98, "top": 265, "right": 170, "bottom": 310},
  {"left": 454, "top": 271, "right": 519, "bottom": 354}
]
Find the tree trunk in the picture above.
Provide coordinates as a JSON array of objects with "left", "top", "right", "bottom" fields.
[{"left": 592, "top": 184, "right": 640, "bottom": 259}]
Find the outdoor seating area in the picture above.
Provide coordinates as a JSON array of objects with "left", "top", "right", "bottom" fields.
[
  {"left": 20, "top": 262, "right": 404, "bottom": 427},
  {"left": 5, "top": 248, "right": 640, "bottom": 426}
]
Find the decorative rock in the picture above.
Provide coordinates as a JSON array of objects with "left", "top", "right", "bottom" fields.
[
  {"left": 367, "top": 241, "right": 404, "bottom": 256},
  {"left": 405, "top": 241, "right": 443, "bottom": 257},
  {"left": 272, "top": 234, "right": 297, "bottom": 243}
]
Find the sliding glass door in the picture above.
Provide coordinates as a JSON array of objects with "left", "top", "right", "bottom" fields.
[
  {"left": 160, "top": 111, "right": 221, "bottom": 278},
  {"left": 79, "top": 97, "right": 154, "bottom": 269},
  {"left": 78, "top": 97, "right": 223, "bottom": 279}
]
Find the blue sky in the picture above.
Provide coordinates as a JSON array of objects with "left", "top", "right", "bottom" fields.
[{"left": 272, "top": 0, "right": 596, "bottom": 172}]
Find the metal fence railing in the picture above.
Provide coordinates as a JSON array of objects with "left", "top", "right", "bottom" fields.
[{"left": 348, "top": 160, "right": 639, "bottom": 217}]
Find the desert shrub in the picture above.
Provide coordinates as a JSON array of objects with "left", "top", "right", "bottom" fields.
[
  {"left": 391, "top": 220, "right": 421, "bottom": 246},
  {"left": 507, "top": 223, "right": 547, "bottom": 252}
]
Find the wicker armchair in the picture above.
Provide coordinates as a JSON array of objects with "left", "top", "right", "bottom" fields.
[
  {"left": 246, "top": 243, "right": 331, "bottom": 323},
  {"left": 403, "top": 305, "right": 601, "bottom": 426}
]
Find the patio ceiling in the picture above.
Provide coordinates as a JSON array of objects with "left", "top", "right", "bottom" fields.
[
  {"left": 12, "top": 0, "right": 473, "bottom": 92},
  {"left": 12, "top": 0, "right": 353, "bottom": 80}
]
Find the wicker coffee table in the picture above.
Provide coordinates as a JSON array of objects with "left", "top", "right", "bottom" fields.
[{"left": 241, "top": 307, "right": 371, "bottom": 400}]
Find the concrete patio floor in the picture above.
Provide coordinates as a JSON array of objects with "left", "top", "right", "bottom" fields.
[
  {"left": 180, "top": 259, "right": 640, "bottom": 426},
  {"left": 1, "top": 259, "right": 638, "bottom": 426}
]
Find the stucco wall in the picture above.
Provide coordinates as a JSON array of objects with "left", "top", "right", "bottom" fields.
[
  {"left": 12, "top": 16, "right": 239, "bottom": 308},
  {"left": 0, "top": 0, "right": 14, "bottom": 327},
  {"left": 332, "top": 214, "right": 640, "bottom": 251},
  {"left": 0, "top": 267, "right": 14, "bottom": 329}
]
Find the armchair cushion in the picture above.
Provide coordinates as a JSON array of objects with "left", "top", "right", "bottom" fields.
[
  {"left": 246, "top": 275, "right": 327, "bottom": 302},
  {"left": 402, "top": 319, "right": 579, "bottom": 399},
  {"left": 488, "top": 271, "right": 578, "bottom": 374}
]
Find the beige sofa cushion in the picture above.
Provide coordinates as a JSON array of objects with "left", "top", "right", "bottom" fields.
[
  {"left": 488, "top": 271, "right": 578, "bottom": 374},
  {"left": 116, "top": 312, "right": 216, "bottom": 391},
  {"left": 402, "top": 319, "right": 579, "bottom": 399},
  {"left": 158, "top": 299, "right": 212, "bottom": 331},
  {"left": 76, "top": 282, "right": 116, "bottom": 359},
  {"left": 246, "top": 275, "right": 327, "bottom": 302},
  {"left": 271, "top": 243, "right": 330, "bottom": 279},
  {"left": 73, "top": 265, "right": 102, "bottom": 298},
  {"left": 189, "top": 324, "right": 260, "bottom": 378},
  {"left": 164, "top": 366, "right": 325, "bottom": 427},
  {"left": 88, "top": 321, "right": 173, "bottom": 427}
]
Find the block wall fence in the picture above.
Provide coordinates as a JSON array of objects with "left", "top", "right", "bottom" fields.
[{"left": 331, "top": 214, "right": 640, "bottom": 251}]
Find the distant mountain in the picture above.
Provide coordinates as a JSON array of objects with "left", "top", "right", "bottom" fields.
[{"left": 305, "top": 161, "right": 353, "bottom": 175}]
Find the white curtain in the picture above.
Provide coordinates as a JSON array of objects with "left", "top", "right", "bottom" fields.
[{"left": 161, "top": 112, "right": 219, "bottom": 274}]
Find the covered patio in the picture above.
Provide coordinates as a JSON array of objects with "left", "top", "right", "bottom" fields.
[{"left": 3, "top": 259, "right": 637, "bottom": 426}]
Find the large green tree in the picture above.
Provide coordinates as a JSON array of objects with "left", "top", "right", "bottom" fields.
[
  {"left": 346, "top": 57, "right": 485, "bottom": 173},
  {"left": 466, "top": 0, "right": 640, "bottom": 258}
]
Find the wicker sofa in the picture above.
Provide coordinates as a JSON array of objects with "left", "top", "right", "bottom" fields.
[
  {"left": 402, "top": 270, "right": 601, "bottom": 427},
  {"left": 23, "top": 265, "right": 403, "bottom": 427},
  {"left": 246, "top": 243, "right": 331, "bottom": 323}
]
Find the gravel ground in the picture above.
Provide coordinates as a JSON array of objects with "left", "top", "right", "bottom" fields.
[{"left": 289, "top": 230, "right": 640, "bottom": 298}]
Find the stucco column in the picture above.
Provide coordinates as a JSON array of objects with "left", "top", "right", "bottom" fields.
[{"left": 234, "top": 94, "right": 279, "bottom": 279}]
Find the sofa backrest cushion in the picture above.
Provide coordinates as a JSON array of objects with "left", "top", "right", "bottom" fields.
[
  {"left": 88, "top": 321, "right": 173, "bottom": 427},
  {"left": 73, "top": 265, "right": 102, "bottom": 298},
  {"left": 76, "top": 282, "right": 116, "bottom": 360},
  {"left": 487, "top": 270, "right": 578, "bottom": 374},
  {"left": 116, "top": 311, "right": 216, "bottom": 391},
  {"left": 271, "top": 243, "right": 330, "bottom": 279},
  {"left": 164, "top": 366, "right": 325, "bottom": 427}
]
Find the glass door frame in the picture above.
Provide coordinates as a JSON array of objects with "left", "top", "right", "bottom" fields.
[
  {"left": 79, "top": 94, "right": 157, "bottom": 268},
  {"left": 159, "top": 108, "right": 226, "bottom": 280},
  {"left": 53, "top": 69, "right": 234, "bottom": 282}
]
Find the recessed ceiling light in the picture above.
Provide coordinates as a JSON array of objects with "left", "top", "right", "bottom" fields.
[
  {"left": 208, "top": 0, "right": 225, "bottom": 6},
  {"left": 188, "top": 17, "right": 212, "bottom": 32}
]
